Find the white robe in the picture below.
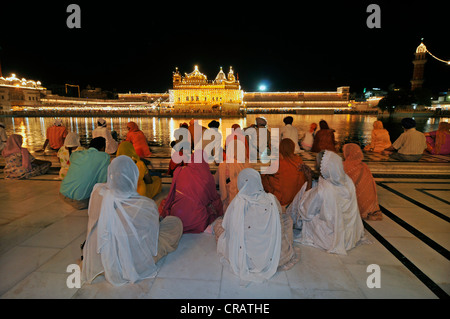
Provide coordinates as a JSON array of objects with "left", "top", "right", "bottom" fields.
[
  {"left": 287, "top": 150, "right": 368, "bottom": 255},
  {"left": 81, "top": 156, "right": 160, "bottom": 286},
  {"left": 217, "top": 168, "right": 282, "bottom": 284}
]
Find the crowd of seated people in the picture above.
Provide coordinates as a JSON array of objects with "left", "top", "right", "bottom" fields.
[{"left": 1, "top": 115, "right": 448, "bottom": 287}]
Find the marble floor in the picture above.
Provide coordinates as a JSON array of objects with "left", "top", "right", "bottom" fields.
[{"left": 0, "top": 171, "right": 449, "bottom": 301}]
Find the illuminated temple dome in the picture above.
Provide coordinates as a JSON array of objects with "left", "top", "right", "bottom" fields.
[
  {"left": 184, "top": 65, "right": 207, "bottom": 84},
  {"left": 215, "top": 67, "right": 227, "bottom": 83}
]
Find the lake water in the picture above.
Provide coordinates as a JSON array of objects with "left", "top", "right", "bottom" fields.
[{"left": 0, "top": 114, "right": 448, "bottom": 151}]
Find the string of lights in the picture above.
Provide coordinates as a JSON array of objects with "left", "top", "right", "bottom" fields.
[
  {"left": 419, "top": 41, "right": 450, "bottom": 65},
  {"left": 425, "top": 48, "right": 450, "bottom": 65}
]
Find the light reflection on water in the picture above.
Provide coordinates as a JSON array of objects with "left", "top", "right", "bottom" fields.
[{"left": 1, "top": 114, "right": 447, "bottom": 151}]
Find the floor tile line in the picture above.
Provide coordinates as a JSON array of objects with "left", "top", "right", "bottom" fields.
[
  {"left": 415, "top": 189, "right": 450, "bottom": 206},
  {"left": 376, "top": 182, "right": 450, "bottom": 223},
  {"left": 379, "top": 205, "right": 450, "bottom": 261},
  {"left": 362, "top": 220, "right": 449, "bottom": 299}
]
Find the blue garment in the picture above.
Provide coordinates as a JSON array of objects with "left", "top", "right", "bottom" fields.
[{"left": 60, "top": 148, "right": 110, "bottom": 201}]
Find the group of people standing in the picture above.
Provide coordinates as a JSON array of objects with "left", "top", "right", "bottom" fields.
[{"left": 0, "top": 115, "right": 449, "bottom": 287}]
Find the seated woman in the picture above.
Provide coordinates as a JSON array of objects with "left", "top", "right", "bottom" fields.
[
  {"left": 2, "top": 134, "right": 51, "bottom": 179},
  {"left": 223, "top": 124, "right": 249, "bottom": 161},
  {"left": 310, "top": 120, "right": 336, "bottom": 153},
  {"left": 81, "top": 156, "right": 183, "bottom": 286},
  {"left": 287, "top": 150, "right": 368, "bottom": 255},
  {"left": 300, "top": 123, "right": 318, "bottom": 151},
  {"left": 125, "top": 121, "right": 152, "bottom": 158},
  {"left": 215, "top": 168, "right": 299, "bottom": 285},
  {"left": 57, "top": 132, "right": 85, "bottom": 180},
  {"left": 364, "top": 120, "right": 392, "bottom": 153},
  {"left": 167, "top": 141, "right": 188, "bottom": 177},
  {"left": 159, "top": 149, "right": 224, "bottom": 233},
  {"left": 343, "top": 143, "right": 383, "bottom": 221},
  {"left": 261, "top": 138, "right": 306, "bottom": 207},
  {"left": 215, "top": 137, "right": 251, "bottom": 212},
  {"left": 425, "top": 122, "right": 450, "bottom": 155},
  {"left": 116, "top": 141, "right": 162, "bottom": 199}
]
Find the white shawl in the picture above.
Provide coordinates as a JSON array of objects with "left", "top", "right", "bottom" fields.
[
  {"left": 217, "top": 168, "right": 281, "bottom": 284},
  {"left": 81, "top": 156, "right": 160, "bottom": 286},
  {"left": 287, "top": 150, "right": 367, "bottom": 255}
]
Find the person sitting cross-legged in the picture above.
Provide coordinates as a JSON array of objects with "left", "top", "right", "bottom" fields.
[
  {"left": 59, "top": 137, "right": 110, "bottom": 210},
  {"left": 81, "top": 155, "right": 183, "bottom": 286}
]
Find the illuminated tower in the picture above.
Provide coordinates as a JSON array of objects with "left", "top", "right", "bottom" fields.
[{"left": 410, "top": 42, "right": 427, "bottom": 91}]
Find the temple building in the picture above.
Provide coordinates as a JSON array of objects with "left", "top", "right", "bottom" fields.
[
  {"left": 170, "top": 65, "right": 244, "bottom": 113},
  {"left": 0, "top": 73, "right": 45, "bottom": 111}
]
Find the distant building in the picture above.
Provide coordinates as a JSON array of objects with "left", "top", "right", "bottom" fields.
[
  {"left": 0, "top": 73, "right": 45, "bottom": 111},
  {"left": 81, "top": 85, "right": 117, "bottom": 99},
  {"left": 118, "top": 92, "right": 169, "bottom": 103},
  {"left": 243, "top": 87, "right": 350, "bottom": 112}
]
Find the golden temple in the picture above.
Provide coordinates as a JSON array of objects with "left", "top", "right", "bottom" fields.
[{"left": 170, "top": 65, "right": 244, "bottom": 114}]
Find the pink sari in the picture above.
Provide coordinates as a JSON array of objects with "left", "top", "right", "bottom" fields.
[
  {"left": 159, "top": 150, "right": 224, "bottom": 233},
  {"left": 2, "top": 134, "right": 32, "bottom": 170}
]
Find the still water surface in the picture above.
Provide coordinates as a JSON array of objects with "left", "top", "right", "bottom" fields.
[{"left": 1, "top": 114, "right": 447, "bottom": 151}]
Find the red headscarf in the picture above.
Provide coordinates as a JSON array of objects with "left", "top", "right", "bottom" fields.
[
  {"left": 125, "top": 122, "right": 151, "bottom": 158},
  {"left": 127, "top": 121, "right": 139, "bottom": 132}
]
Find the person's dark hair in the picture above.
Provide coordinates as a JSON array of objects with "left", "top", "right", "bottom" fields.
[
  {"left": 319, "top": 120, "right": 329, "bottom": 130},
  {"left": 89, "top": 137, "right": 106, "bottom": 151},
  {"left": 283, "top": 116, "right": 293, "bottom": 125},
  {"left": 208, "top": 120, "right": 220, "bottom": 129},
  {"left": 316, "top": 150, "right": 326, "bottom": 171},
  {"left": 401, "top": 118, "right": 416, "bottom": 129}
]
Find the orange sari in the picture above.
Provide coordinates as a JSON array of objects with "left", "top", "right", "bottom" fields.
[
  {"left": 364, "top": 121, "right": 392, "bottom": 153},
  {"left": 125, "top": 122, "right": 152, "bottom": 158},
  {"left": 343, "top": 143, "right": 382, "bottom": 221},
  {"left": 261, "top": 139, "right": 306, "bottom": 206}
]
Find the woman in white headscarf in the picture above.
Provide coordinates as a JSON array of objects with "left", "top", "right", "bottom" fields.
[
  {"left": 216, "top": 168, "right": 298, "bottom": 285},
  {"left": 287, "top": 150, "right": 368, "bottom": 255},
  {"left": 81, "top": 155, "right": 183, "bottom": 286},
  {"left": 57, "top": 132, "right": 84, "bottom": 180},
  {"left": 92, "top": 118, "right": 118, "bottom": 155}
]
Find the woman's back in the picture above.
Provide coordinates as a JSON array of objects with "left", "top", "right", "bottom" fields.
[
  {"left": 311, "top": 129, "right": 336, "bottom": 152},
  {"left": 160, "top": 150, "right": 223, "bottom": 233}
]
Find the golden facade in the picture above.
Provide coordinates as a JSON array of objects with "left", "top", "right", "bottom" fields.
[{"left": 171, "top": 66, "right": 243, "bottom": 112}]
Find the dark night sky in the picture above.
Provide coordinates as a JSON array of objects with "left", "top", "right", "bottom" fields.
[{"left": 1, "top": 0, "right": 449, "bottom": 95}]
